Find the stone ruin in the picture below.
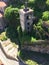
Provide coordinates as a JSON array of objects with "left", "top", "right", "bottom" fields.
[
  {"left": 19, "top": 0, "right": 34, "bottom": 32},
  {"left": 19, "top": 9, "right": 33, "bottom": 32}
]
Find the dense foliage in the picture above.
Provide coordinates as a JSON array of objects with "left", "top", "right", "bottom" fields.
[
  {"left": 4, "top": 6, "right": 19, "bottom": 29},
  {"left": 42, "top": 11, "right": 49, "bottom": 21}
]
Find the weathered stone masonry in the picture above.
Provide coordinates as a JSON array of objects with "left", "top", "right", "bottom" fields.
[{"left": 21, "top": 40, "right": 49, "bottom": 54}]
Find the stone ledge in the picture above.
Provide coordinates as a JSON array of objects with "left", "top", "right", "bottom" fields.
[{"left": 23, "top": 40, "right": 49, "bottom": 45}]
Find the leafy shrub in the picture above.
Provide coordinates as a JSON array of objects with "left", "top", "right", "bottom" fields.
[
  {"left": 29, "top": 0, "right": 35, "bottom": 3},
  {"left": 0, "top": 32, "right": 7, "bottom": 41},
  {"left": 32, "top": 24, "right": 42, "bottom": 39},
  {"left": 37, "top": 19, "right": 43, "bottom": 26},
  {"left": 4, "top": 6, "right": 19, "bottom": 29},
  {"left": 36, "top": 25, "right": 47, "bottom": 39},
  {"left": 17, "top": 25, "right": 37, "bottom": 44},
  {"left": 6, "top": 27, "right": 18, "bottom": 42},
  {"left": 47, "top": 20, "right": 49, "bottom": 23},
  {"left": 26, "top": 60, "right": 37, "bottom": 65},
  {"left": 21, "top": 5, "right": 25, "bottom": 9},
  {"left": 31, "top": 37, "right": 36, "bottom": 42},
  {"left": 32, "top": 24, "right": 47, "bottom": 40},
  {"left": 46, "top": 0, "right": 49, "bottom": 6},
  {"left": 42, "top": 11, "right": 49, "bottom": 21}
]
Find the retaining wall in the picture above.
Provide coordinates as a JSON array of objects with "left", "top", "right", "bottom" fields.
[{"left": 21, "top": 40, "right": 49, "bottom": 54}]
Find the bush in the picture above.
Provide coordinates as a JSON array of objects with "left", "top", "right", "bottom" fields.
[
  {"left": 46, "top": 0, "right": 49, "bottom": 6},
  {"left": 47, "top": 20, "right": 49, "bottom": 23},
  {"left": 42, "top": 11, "right": 49, "bottom": 21},
  {"left": 0, "top": 32, "right": 7, "bottom": 41},
  {"left": 6, "top": 27, "right": 18, "bottom": 42},
  {"left": 31, "top": 37, "right": 36, "bottom": 42},
  {"left": 32, "top": 24, "right": 42, "bottom": 39},
  {"left": 17, "top": 25, "right": 37, "bottom": 44},
  {"left": 37, "top": 19, "right": 43, "bottom": 26},
  {"left": 4, "top": 6, "right": 19, "bottom": 29}
]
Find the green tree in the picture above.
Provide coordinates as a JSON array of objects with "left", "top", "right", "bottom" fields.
[{"left": 4, "top": 6, "right": 19, "bottom": 29}]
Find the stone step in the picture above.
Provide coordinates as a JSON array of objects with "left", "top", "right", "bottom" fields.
[
  {"left": 2, "top": 42, "right": 10, "bottom": 47},
  {"left": 8, "top": 47, "right": 15, "bottom": 53},
  {"left": 9, "top": 48, "right": 17, "bottom": 55},
  {"left": 8, "top": 48, "right": 18, "bottom": 58},
  {"left": 1, "top": 40, "right": 11, "bottom": 47},
  {"left": 0, "top": 39, "right": 19, "bottom": 60},
  {"left": 4, "top": 44, "right": 14, "bottom": 52}
]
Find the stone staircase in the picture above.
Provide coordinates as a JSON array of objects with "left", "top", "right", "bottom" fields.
[{"left": 0, "top": 39, "right": 19, "bottom": 61}]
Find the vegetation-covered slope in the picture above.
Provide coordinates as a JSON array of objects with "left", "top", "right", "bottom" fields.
[{"left": 1, "top": 0, "right": 49, "bottom": 42}]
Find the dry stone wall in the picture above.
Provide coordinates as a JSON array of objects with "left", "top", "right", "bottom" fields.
[{"left": 21, "top": 40, "right": 49, "bottom": 54}]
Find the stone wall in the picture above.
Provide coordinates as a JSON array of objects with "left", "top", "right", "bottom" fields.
[
  {"left": 21, "top": 40, "right": 49, "bottom": 54},
  {"left": 0, "top": 16, "right": 6, "bottom": 32}
]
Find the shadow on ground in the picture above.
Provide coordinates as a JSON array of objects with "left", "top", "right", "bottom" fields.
[{"left": 20, "top": 50, "right": 49, "bottom": 65}]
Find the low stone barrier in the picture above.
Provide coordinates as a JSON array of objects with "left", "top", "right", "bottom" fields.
[{"left": 21, "top": 40, "right": 49, "bottom": 54}]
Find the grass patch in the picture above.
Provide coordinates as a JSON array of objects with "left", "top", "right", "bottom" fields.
[
  {"left": 0, "top": 32, "right": 7, "bottom": 41},
  {"left": 26, "top": 60, "right": 37, "bottom": 65}
]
